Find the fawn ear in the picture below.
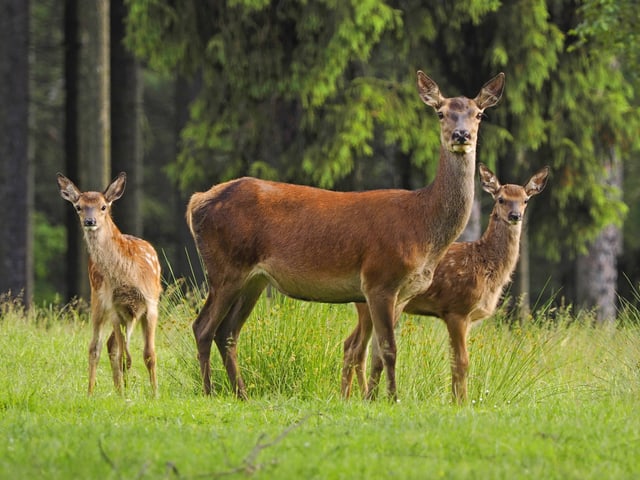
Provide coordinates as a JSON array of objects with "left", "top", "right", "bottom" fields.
[
  {"left": 478, "top": 163, "right": 501, "bottom": 196},
  {"left": 524, "top": 166, "right": 550, "bottom": 197},
  {"left": 104, "top": 172, "right": 127, "bottom": 203},
  {"left": 474, "top": 72, "right": 505, "bottom": 110},
  {"left": 57, "top": 173, "right": 81, "bottom": 204},
  {"left": 417, "top": 71, "right": 446, "bottom": 109}
]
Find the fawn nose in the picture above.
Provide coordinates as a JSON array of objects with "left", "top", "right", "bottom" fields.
[
  {"left": 84, "top": 218, "right": 97, "bottom": 227},
  {"left": 452, "top": 129, "right": 471, "bottom": 144},
  {"left": 508, "top": 212, "right": 522, "bottom": 223}
]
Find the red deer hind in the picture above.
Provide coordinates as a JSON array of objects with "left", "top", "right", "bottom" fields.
[
  {"left": 186, "top": 71, "right": 505, "bottom": 400},
  {"left": 57, "top": 173, "right": 162, "bottom": 396},
  {"left": 342, "top": 164, "right": 549, "bottom": 402}
]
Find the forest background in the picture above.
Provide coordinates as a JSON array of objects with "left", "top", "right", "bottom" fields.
[{"left": 0, "top": 0, "right": 639, "bottom": 323}]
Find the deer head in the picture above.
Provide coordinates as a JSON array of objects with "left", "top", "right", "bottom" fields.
[
  {"left": 417, "top": 71, "right": 505, "bottom": 154},
  {"left": 479, "top": 163, "right": 549, "bottom": 225},
  {"left": 57, "top": 173, "right": 126, "bottom": 232}
]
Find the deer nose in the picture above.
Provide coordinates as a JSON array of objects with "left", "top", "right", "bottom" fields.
[
  {"left": 84, "top": 218, "right": 97, "bottom": 227},
  {"left": 452, "top": 129, "right": 471, "bottom": 144},
  {"left": 508, "top": 212, "right": 522, "bottom": 223}
]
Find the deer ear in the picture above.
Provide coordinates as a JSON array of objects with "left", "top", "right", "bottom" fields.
[
  {"left": 104, "top": 172, "right": 127, "bottom": 203},
  {"left": 524, "top": 166, "right": 550, "bottom": 197},
  {"left": 474, "top": 72, "right": 505, "bottom": 110},
  {"left": 417, "top": 71, "right": 445, "bottom": 109},
  {"left": 478, "top": 163, "right": 501, "bottom": 196},
  {"left": 57, "top": 173, "right": 81, "bottom": 204}
]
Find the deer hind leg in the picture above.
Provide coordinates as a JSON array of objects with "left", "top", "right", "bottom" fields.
[
  {"left": 106, "top": 321, "right": 126, "bottom": 394},
  {"left": 445, "top": 314, "right": 471, "bottom": 404},
  {"left": 366, "top": 331, "right": 385, "bottom": 400},
  {"left": 192, "top": 274, "right": 255, "bottom": 396},
  {"left": 213, "top": 278, "right": 267, "bottom": 400},
  {"left": 141, "top": 303, "right": 158, "bottom": 396},
  {"left": 342, "top": 303, "right": 373, "bottom": 399}
]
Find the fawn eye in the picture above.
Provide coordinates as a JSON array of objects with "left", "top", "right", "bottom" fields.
[{"left": 437, "top": 111, "right": 444, "bottom": 120}]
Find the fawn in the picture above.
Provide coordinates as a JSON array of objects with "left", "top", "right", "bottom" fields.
[{"left": 58, "top": 172, "right": 162, "bottom": 395}]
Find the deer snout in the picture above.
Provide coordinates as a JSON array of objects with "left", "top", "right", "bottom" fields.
[
  {"left": 83, "top": 217, "right": 97, "bottom": 228},
  {"left": 507, "top": 212, "right": 522, "bottom": 224},
  {"left": 452, "top": 129, "right": 471, "bottom": 144}
]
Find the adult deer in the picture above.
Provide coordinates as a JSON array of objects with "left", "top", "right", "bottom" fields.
[
  {"left": 186, "top": 71, "right": 505, "bottom": 400},
  {"left": 342, "top": 164, "right": 549, "bottom": 402},
  {"left": 57, "top": 172, "right": 162, "bottom": 396}
]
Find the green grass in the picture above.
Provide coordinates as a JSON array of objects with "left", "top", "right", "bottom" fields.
[{"left": 1, "top": 290, "right": 640, "bottom": 479}]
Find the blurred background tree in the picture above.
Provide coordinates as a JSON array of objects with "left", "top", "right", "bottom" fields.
[{"left": 4, "top": 0, "right": 639, "bottom": 323}]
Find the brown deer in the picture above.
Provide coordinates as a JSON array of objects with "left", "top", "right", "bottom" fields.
[
  {"left": 342, "top": 163, "right": 549, "bottom": 403},
  {"left": 186, "top": 71, "right": 505, "bottom": 400},
  {"left": 57, "top": 172, "right": 162, "bottom": 396}
]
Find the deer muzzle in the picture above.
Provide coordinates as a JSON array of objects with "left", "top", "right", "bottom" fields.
[
  {"left": 450, "top": 129, "right": 472, "bottom": 153},
  {"left": 83, "top": 218, "right": 98, "bottom": 229},
  {"left": 507, "top": 212, "right": 522, "bottom": 224}
]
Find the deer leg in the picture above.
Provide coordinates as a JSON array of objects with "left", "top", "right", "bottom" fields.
[
  {"left": 213, "top": 279, "right": 266, "bottom": 400},
  {"left": 366, "top": 332, "right": 385, "bottom": 400},
  {"left": 107, "top": 317, "right": 127, "bottom": 394},
  {"left": 445, "top": 314, "right": 471, "bottom": 404},
  {"left": 141, "top": 303, "right": 158, "bottom": 396},
  {"left": 193, "top": 275, "right": 258, "bottom": 396},
  {"left": 366, "top": 296, "right": 398, "bottom": 402},
  {"left": 342, "top": 303, "right": 373, "bottom": 399},
  {"left": 192, "top": 293, "right": 218, "bottom": 395},
  {"left": 87, "top": 308, "right": 107, "bottom": 395}
]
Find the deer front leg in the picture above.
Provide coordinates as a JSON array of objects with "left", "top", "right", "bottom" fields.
[
  {"left": 445, "top": 314, "right": 471, "bottom": 404},
  {"left": 88, "top": 323, "right": 106, "bottom": 395},
  {"left": 88, "top": 300, "right": 108, "bottom": 395},
  {"left": 367, "top": 295, "right": 399, "bottom": 402}
]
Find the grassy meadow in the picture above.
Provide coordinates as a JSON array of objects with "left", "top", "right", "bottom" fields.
[{"left": 1, "top": 285, "right": 640, "bottom": 479}]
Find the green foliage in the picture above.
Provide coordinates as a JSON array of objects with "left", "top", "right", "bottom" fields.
[
  {"left": 32, "top": 212, "right": 66, "bottom": 303},
  {"left": 125, "top": 0, "right": 640, "bottom": 259}
]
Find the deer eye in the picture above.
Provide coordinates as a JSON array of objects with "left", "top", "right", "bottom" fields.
[
  {"left": 498, "top": 197, "right": 505, "bottom": 204},
  {"left": 75, "top": 205, "right": 82, "bottom": 212},
  {"left": 477, "top": 112, "right": 487, "bottom": 120},
  {"left": 524, "top": 198, "right": 529, "bottom": 204},
  {"left": 101, "top": 205, "right": 107, "bottom": 211},
  {"left": 437, "top": 111, "right": 444, "bottom": 120}
]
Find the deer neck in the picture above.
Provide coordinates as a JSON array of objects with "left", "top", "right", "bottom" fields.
[
  {"left": 420, "top": 146, "right": 477, "bottom": 249},
  {"left": 83, "top": 220, "right": 127, "bottom": 281},
  {"left": 478, "top": 209, "right": 523, "bottom": 280}
]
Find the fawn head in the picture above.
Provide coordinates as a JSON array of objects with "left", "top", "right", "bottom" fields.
[
  {"left": 417, "top": 72, "right": 505, "bottom": 154},
  {"left": 479, "top": 163, "right": 549, "bottom": 225},
  {"left": 57, "top": 173, "right": 126, "bottom": 232}
]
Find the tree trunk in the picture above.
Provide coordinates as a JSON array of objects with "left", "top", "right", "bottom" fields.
[
  {"left": 0, "top": 0, "right": 32, "bottom": 304},
  {"left": 72, "top": 0, "right": 110, "bottom": 301},
  {"left": 64, "top": 0, "right": 80, "bottom": 302},
  {"left": 575, "top": 148, "right": 622, "bottom": 323},
  {"left": 110, "top": 0, "right": 142, "bottom": 236}
]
